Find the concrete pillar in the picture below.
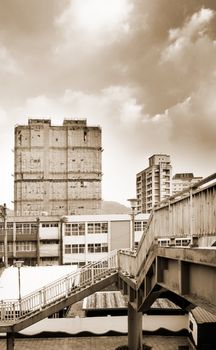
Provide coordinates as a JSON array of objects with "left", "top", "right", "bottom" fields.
[
  {"left": 6, "top": 333, "right": 14, "bottom": 350},
  {"left": 128, "top": 302, "right": 142, "bottom": 350}
]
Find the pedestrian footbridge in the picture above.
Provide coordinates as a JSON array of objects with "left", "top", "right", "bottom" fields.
[{"left": 1, "top": 173, "right": 216, "bottom": 350}]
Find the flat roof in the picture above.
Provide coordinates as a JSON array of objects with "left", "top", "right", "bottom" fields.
[{"left": 0, "top": 265, "right": 77, "bottom": 300}]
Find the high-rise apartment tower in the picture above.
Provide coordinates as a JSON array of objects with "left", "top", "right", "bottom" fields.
[
  {"left": 136, "top": 154, "right": 172, "bottom": 213},
  {"left": 14, "top": 119, "right": 102, "bottom": 216},
  {"left": 172, "top": 173, "right": 202, "bottom": 195}
]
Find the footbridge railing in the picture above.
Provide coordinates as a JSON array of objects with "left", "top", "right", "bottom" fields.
[
  {"left": 119, "top": 173, "right": 216, "bottom": 281},
  {"left": 0, "top": 250, "right": 118, "bottom": 323}
]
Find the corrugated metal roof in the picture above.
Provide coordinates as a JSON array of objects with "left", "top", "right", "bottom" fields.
[
  {"left": 83, "top": 293, "right": 180, "bottom": 311},
  {"left": 191, "top": 307, "right": 216, "bottom": 324},
  {"left": 83, "top": 291, "right": 127, "bottom": 310},
  {"left": 151, "top": 298, "right": 181, "bottom": 309}
]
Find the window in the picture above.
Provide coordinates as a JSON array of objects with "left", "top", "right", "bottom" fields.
[
  {"left": 23, "top": 223, "right": 30, "bottom": 234},
  {"left": 65, "top": 244, "right": 85, "bottom": 254},
  {"left": 31, "top": 224, "right": 38, "bottom": 233},
  {"left": 135, "top": 221, "right": 147, "bottom": 232},
  {"left": 7, "top": 223, "right": 13, "bottom": 234},
  {"left": 135, "top": 221, "right": 142, "bottom": 231},
  {"left": 134, "top": 242, "right": 139, "bottom": 249},
  {"left": 16, "top": 242, "right": 36, "bottom": 251},
  {"left": 87, "top": 223, "right": 94, "bottom": 234},
  {"left": 16, "top": 223, "right": 22, "bottom": 234},
  {"left": 87, "top": 243, "right": 108, "bottom": 253},
  {"left": 41, "top": 240, "right": 58, "bottom": 244},
  {"left": 87, "top": 222, "right": 108, "bottom": 234},
  {"left": 101, "top": 243, "right": 108, "bottom": 252},
  {"left": 71, "top": 244, "right": 78, "bottom": 254},
  {"left": 95, "top": 243, "right": 101, "bottom": 252},
  {"left": 42, "top": 223, "right": 58, "bottom": 228},
  {"left": 15, "top": 223, "right": 38, "bottom": 235},
  {"left": 65, "top": 224, "right": 71, "bottom": 236},
  {"left": 8, "top": 243, "right": 13, "bottom": 252},
  {"left": 158, "top": 239, "right": 170, "bottom": 247},
  {"left": 65, "top": 244, "right": 71, "bottom": 254},
  {"left": 79, "top": 244, "right": 85, "bottom": 253},
  {"left": 88, "top": 244, "right": 94, "bottom": 253},
  {"left": 175, "top": 238, "right": 191, "bottom": 247},
  {"left": 65, "top": 223, "right": 85, "bottom": 236},
  {"left": 95, "top": 223, "right": 102, "bottom": 234}
]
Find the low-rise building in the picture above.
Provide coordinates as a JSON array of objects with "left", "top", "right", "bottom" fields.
[
  {"left": 0, "top": 213, "right": 149, "bottom": 267},
  {"left": 61, "top": 214, "right": 148, "bottom": 266}
]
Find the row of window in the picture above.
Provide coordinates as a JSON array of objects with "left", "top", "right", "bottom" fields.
[
  {"left": 65, "top": 222, "right": 108, "bottom": 236},
  {"left": 42, "top": 223, "right": 58, "bottom": 228},
  {"left": 0, "top": 242, "right": 36, "bottom": 252},
  {"left": 0, "top": 221, "right": 147, "bottom": 236},
  {"left": 0, "top": 223, "right": 38, "bottom": 235},
  {"left": 64, "top": 243, "right": 108, "bottom": 254}
]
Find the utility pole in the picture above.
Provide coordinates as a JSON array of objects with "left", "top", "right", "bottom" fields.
[
  {"left": 0, "top": 203, "right": 8, "bottom": 267},
  {"left": 36, "top": 217, "right": 40, "bottom": 266},
  {"left": 127, "top": 198, "right": 138, "bottom": 250}
]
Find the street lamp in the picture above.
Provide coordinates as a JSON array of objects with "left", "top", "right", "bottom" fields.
[
  {"left": 0, "top": 203, "right": 8, "bottom": 267},
  {"left": 127, "top": 198, "right": 138, "bottom": 251},
  {"left": 14, "top": 260, "right": 24, "bottom": 301}
]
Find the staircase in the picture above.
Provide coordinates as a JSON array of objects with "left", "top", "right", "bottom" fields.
[{"left": 0, "top": 250, "right": 118, "bottom": 326}]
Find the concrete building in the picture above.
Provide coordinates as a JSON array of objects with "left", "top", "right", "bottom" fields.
[
  {"left": 172, "top": 173, "right": 202, "bottom": 195},
  {"left": 136, "top": 155, "right": 172, "bottom": 213},
  {"left": 14, "top": 118, "right": 102, "bottom": 217},
  {"left": 62, "top": 214, "right": 149, "bottom": 266},
  {"left": 0, "top": 213, "right": 149, "bottom": 267}
]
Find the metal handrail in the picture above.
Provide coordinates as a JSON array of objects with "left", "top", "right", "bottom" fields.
[
  {"left": 0, "top": 250, "right": 118, "bottom": 322},
  {"left": 118, "top": 173, "right": 216, "bottom": 279}
]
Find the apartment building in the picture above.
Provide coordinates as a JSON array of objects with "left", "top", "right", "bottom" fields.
[
  {"left": 172, "top": 173, "right": 202, "bottom": 195},
  {"left": 136, "top": 154, "right": 172, "bottom": 213},
  {"left": 0, "top": 213, "right": 149, "bottom": 267},
  {"left": 14, "top": 119, "right": 102, "bottom": 217}
]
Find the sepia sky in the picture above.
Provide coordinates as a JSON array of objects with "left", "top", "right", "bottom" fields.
[{"left": 1, "top": 0, "right": 216, "bottom": 208}]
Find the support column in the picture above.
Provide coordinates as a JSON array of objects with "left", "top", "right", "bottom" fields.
[
  {"left": 128, "top": 302, "right": 142, "bottom": 350},
  {"left": 6, "top": 333, "right": 14, "bottom": 350}
]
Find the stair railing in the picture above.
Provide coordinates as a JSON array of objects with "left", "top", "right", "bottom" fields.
[{"left": 0, "top": 250, "right": 118, "bottom": 322}]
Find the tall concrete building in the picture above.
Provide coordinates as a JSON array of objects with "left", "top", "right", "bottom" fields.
[
  {"left": 172, "top": 173, "right": 202, "bottom": 195},
  {"left": 136, "top": 154, "right": 172, "bottom": 213},
  {"left": 14, "top": 119, "right": 102, "bottom": 216}
]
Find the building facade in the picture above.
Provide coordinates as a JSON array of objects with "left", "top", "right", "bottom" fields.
[
  {"left": 0, "top": 213, "right": 149, "bottom": 267},
  {"left": 14, "top": 119, "right": 102, "bottom": 216},
  {"left": 172, "top": 173, "right": 202, "bottom": 195},
  {"left": 136, "top": 154, "right": 172, "bottom": 213},
  {"left": 62, "top": 214, "right": 148, "bottom": 266}
]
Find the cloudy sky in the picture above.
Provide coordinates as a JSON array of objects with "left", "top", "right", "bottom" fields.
[{"left": 1, "top": 0, "right": 216, "bottom": 208}]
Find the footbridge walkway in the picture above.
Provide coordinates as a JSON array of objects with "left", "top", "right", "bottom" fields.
[{"left": 1, "top": 174, "right": 216, "bottom": 350}]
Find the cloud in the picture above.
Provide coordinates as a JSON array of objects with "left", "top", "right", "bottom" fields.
[
  {"left": 56, "top": 0, "right": 133, "bottom": 45},
  {"left": 1, "top": 0, "right": 216, "bottom": 205},
  {"left": 0, "top": 44, "right": 21, "bottom": 74},
  {"left": 161, "top": 8, "right": 215, "bottom": 62}
]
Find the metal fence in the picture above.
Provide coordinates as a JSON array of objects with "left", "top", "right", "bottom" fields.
[{"left": 0, "top": 250, "right": 118, "bottom": 322}]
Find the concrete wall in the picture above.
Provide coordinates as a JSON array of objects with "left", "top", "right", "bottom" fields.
[
  {"left": 18, "top": 314, "right": 188, "bottom": 336},
  {"left": 14, "top": 119, "right": 102, "bottom": 216},
  {"left": 110, "top": 221, "right": 130, "bottom": 250}
]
